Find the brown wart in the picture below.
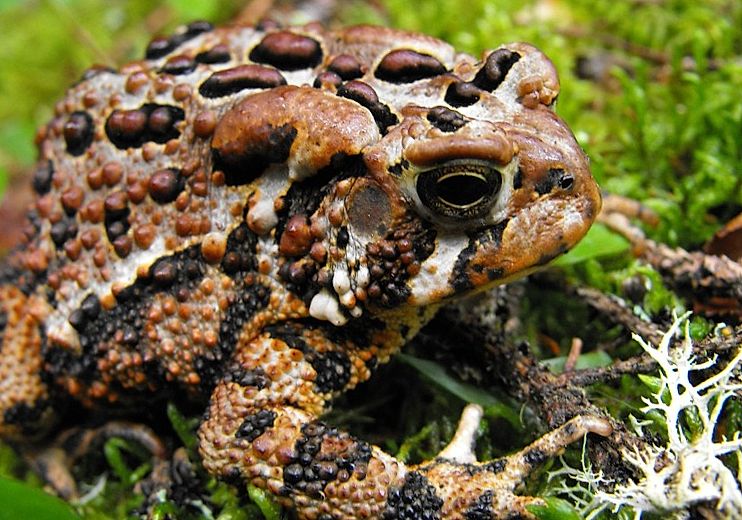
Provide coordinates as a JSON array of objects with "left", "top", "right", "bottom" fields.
[{"left": 211, "top": 85, "right": 381, "bottom": 185}]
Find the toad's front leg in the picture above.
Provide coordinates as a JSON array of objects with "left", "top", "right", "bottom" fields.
[{"left": 198, "top": 323, "right": 611, "bottom": 519}]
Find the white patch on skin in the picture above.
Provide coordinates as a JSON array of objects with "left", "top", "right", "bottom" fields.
[
  {"left": 332, "top": 268, "right": 351, "bottom": 295},
  {"left": 255, "top": 237, "right": 280, "bottom": 278},
  {"left": 408, "top": 232, "right": 469, "bottom": 305},
  {"left": 309, "top": 288, "right": 348, "bottom": 326},
  {"left": 248, "top": 197, "right": 278, "bottom": 235},
  {"left": 339, "top": 291, "right": 356, "bottom": 308},
  {"left": 332, "top": 265, "right": 362, "bottom": 316},
  {"left": 247, "top": 165, "right": 290, "bottom": 235},
  {"left": 560, "top": 205, "right": 588, "bottom": 232},
  {"left": 45, "top": 234, "right": 169, "bottom": 349},
  {"left": 355, "top": 265, "right": 370, "bottom": 288}
]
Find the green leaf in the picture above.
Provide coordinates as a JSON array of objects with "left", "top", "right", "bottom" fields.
[
  {"left": 0, "top": 477, "right": 79, "bottom": 520},
  {"left": 638, "top": 374, "right": 663, "bottom": 394},
  {"left": 167, "top": 402, "right": 199, "bottom": 451},
  {"left": 103, "top": 437, "right": 151, "bottom": 485},
  {"left": 247, "top": 483, "right": 282, "bottom": 520},
  {"left": 104, "top": 438, "right": 133, "bottom": 482},
  {"left": 542, "top": 351, "right": 613, "bottom": 373},
  {"left": 397, "top": 353, "right": 520, "bottom": 426},
  {"left": 149, "top": 500, "right": 179, "bottom": 520},
  {"left": 398, "top": 353, "right": 501, "bottom": 407},
  {"left": 553, "top": 224, "right": 630, "bottom": 267},
  {"left": 526, "top": 496, "right": 581, "bottom": 520}
]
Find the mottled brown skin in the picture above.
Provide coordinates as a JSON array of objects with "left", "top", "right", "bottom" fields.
[{"left": 0, "top": 19, "right": 604, "bottom": 519}]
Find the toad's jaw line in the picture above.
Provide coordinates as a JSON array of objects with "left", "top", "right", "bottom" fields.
[{"left": 408, "top": 232, "right": 469, "bottom": 305}]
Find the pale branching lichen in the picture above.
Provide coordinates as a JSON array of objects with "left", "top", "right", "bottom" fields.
[{"left": 586, "top": 313, "right": 742, "bottom": 518}]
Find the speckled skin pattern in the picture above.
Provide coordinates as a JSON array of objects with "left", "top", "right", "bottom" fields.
[{"left": 0, "top": 19, "right": 602, "bottom": 518}]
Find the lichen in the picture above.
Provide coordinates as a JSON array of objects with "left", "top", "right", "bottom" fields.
[{"left": 551, "top": 313, "right": 742, "bottom": 519}]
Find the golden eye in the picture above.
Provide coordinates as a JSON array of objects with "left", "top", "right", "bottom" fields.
[{"left": 416, "top": 164, "right": 501, "bottom": 219}]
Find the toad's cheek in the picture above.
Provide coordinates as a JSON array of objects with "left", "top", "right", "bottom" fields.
[
  {"left": 407, "top": 232, "right": 470, "bottom": 306},
  {"left": 407, "top": 196, "right": 596, "bottom": 305},
  {"left": 468, "top": 197, "right": 596, "bottom": 289}
]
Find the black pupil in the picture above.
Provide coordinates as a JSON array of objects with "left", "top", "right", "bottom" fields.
[{"left": 436, "top": 174, "right": 489, "bottom": 207}]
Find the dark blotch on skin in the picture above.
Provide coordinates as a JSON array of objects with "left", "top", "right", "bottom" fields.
[
  {"left": 465, "top": 490, "right": 494, "bottom": 520},
  {"left": 151, "top": 257, "right": 177, "bottom": 287},
  {"left": 213, "top": 123, "right": 298, "bottom": 186},
  {"left": 450, "top": 221, "right": 508, "bottom": 294},
  {"left": 199, "top": 281, "right": 271, "bottom": 387},
  {"left": 513, "top": 167, "right": 523, "bottom": 190},
  {"left": 58, "top": 247, "right": 207, "bottom": 390},
  {"left": 105, "top": 104, "right": 184, "bottom": 149},
  {"left": 148, "top": 168, "right": 185, "bottom": 204},
  {"left": 336, "top": 226, "right": 349, "bottom": 249},
  {"left": 235, "top": 410, "right": 277, "bottom": 441},
  {"left": 69, "top": 293, "right": 101, "bottom": 331},
  {"left": 199, "top": 65, "right": 287, "bottom": 98},
  {"left": 64, "top": 111, "right": 94, "bottom": 156},
  {"left": 103, "top": 191, "right": 130, "bottom": 243},
  {"left": 282, "top": 421, "right": 372, "bottom": 499},
  {"left": 486, "top": 268, "right": 504, "bottom": 281},
  {"left": 535, "top": 168, "right": 567, "bottom": 195},
  {"left": 223, "top": 367, "right": 269, "bottom": 389},
  {"left": 50, "top": 217, "right": 78, "bottom": 249},
  {"left": 160, "top": 55, "right": 196, "bottom": 75},
  {"left": 263, "top": 322, "right": 352, "bottom": 393},
  {"left": 148, "top": 106, "right": 180, "bottom": 138},
  {"left": 145, "top": 20, "right": 213, "bottom": 60},
  {"left": 375, "top": 49, "right": 446, "bottom": 83},
  {"left": 388, "top": 159, "right": 409, "bottom": 177},
  {"left": 32, "top": 160, "right": 54, "bottom": 195},
  {"left": 427, "top": 106, "right": 467, "bottom": 133},
  {"left": 249, "top": 32, "right": 322, "bottom": 71},
  {"left": 383, "top": 471, "right": 444, "bottom": 520},
  {"left": 536, "top": 243, "right": 569, "bottom": 267},
  {"left": 308, "top": 350, "right": 352, "bottom": 393},
  {"left": 195, "top": 44, "right": 231, "bottom": 64},
  {"left": 336, "top": 80, "right": 398, "bottom": 134},
  {"left": 220, "top": 223, "right": 258, "bottom": 276},
  {"left": 524, "top": 448, "right": 546, "bottom": 466},
  {"left": 327, "top": 54, "right": 364, "bottom": 80},
  {"left": 484, "top": 459, "right": 506, "bottom": 474},
  {"left": 444, "top": 81, "right": 482, "bottom": 107},
  {"left": 472, "top": 48, "right": 520, "bottom": 91}
]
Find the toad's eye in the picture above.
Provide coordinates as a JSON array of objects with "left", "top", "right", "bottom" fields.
[{"left": 416, "top": 163, "right": 501, "bottom": 219}]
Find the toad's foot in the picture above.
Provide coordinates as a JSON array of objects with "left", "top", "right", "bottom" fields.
[{"left": 417, "top": 404, "right": 613, "bottom": 518}]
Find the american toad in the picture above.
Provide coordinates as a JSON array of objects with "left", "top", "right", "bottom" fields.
[{"left": 0, "top": 20, "right": 606, "bottom": 518}]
